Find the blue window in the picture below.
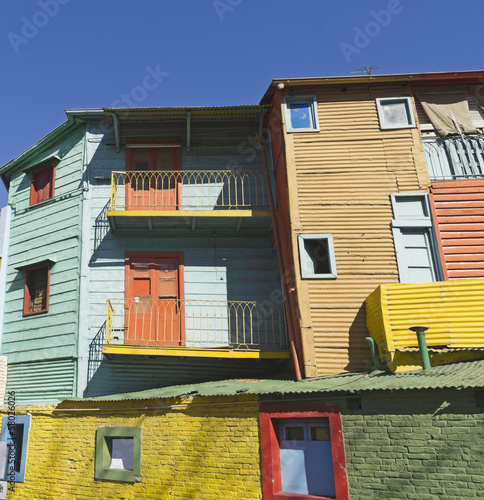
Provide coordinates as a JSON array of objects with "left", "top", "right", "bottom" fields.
[
  {"left": 390, "top": 194, "right": 442, "bottom": 283},
  {"left": 1, "top": 415, "right": 31, "bottom": 482},
  {"left": 284, "top": 96, "right": 320, "bottom": 133}
]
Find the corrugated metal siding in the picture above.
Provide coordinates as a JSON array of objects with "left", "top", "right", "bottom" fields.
[
  {"left": 85, "top": 355, "right": 287, "bottom": 398},
  {"left": 365, "top": 279, "right": 484, "bottom": 360},
  {"left": 77, "top": 358, "right": 484, "bottom": 401},
  {"left": 6, "top": 359, "right": 75, "bottom": 404},
  {"left": 288, "top": 85, "right": 430, "bottom": 375},
  {"left": 431, "top": 179, "right": 484, "bottom": 279}
]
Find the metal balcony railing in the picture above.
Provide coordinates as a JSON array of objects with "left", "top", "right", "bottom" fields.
[
  {"left": 106, "top": 298, "right": 287, "bottom": 350},
  {"left": 423, "top": 135, "right": 484, "bottom": 180},
  {"left": 109, "top": 170, "right": 269, "bottom": 211}
]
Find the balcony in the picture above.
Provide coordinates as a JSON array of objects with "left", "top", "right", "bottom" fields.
[
  {"left": 365, "top": 279, "right": 484, "bottom": 372},
  {"left": 103, "top": 298, "right": 289, "bottom": 359},
  {"left": 106, "top": 170, "right": 272, "bottom": 232},
  {"left": 422, "top": 135, "right": 484, "bottom": 181}
]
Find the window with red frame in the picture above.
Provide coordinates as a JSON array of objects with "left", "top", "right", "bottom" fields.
[
  {"left": 24, "top": 264, "right": 50, "bottom": 315},
  {"left": 259, "top": 405, "right": 348, "bottom": 500},
  {"left": 30, "top": 163, "right": 55, "bottom": 206}
]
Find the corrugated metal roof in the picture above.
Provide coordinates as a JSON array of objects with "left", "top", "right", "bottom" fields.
[
  {"left": 67, "top": 359, "right": 484, "bottom": 403},
  {"left": 103, "top": 105, "right": 270, "bottom": 121}
]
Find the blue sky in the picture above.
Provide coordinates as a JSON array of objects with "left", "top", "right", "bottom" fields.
[{"left": 1, "top": 0, "right": 483, "bottom": 207}]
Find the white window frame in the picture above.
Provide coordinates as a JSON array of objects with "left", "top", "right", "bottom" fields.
[
  {"left": 283, "top": 95, "right": 320, "bottom": 133},
  {"left": 390, "top": 193, "right": 442, "bottom": 283},
  {"left": 298, "top": 234, "right": 337, "bottom": 279},
  {"left": 376, "top": 97, "right": 416, "bottom": 130}
]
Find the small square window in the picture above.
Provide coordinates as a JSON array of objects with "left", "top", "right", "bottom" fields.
[
  {"left": 376, "top": 97, "right": 416, "bottom": 130},
  {"left": 95, "top": 427, "right": 141, "bottom": 482},
  {"left": 30, "top": 163, "right": 55, "bottom": 206},
  {"left": 284, "top": 95, "right": 320, "bottom": 133},
  {"left": 298, "top": 234, "right": 337, "bottom": 279},
  {"left": 23, "top": 264, "right": 50, "bottom": 316},
  {"left": 260, "top": 406, "right": 348, "bottom": 500},
  {"left": 0, "top": 415, "right": 31, "bottom": 483}
]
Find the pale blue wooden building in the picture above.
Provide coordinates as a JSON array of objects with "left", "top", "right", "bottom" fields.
[{"left": 0, "top": 106, "right": 289, "bottom": 403}]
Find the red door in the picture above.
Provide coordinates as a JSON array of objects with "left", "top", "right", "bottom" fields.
[
  {"left": 125, "top": 253, "right": 184, "bottom": 346},
  {"left": 126, "top": 146, "right": 181, "bottom": 210}
]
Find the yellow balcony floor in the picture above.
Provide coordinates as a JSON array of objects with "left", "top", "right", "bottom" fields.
[
  {"left": 106, "top": 209, "right": 272, "bottom": 232},
  {"left": 102, "top": 344, "right": 290, "bottom": 359}
]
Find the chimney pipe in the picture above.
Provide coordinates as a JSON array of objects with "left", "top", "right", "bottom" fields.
[{"left": 409, "top": 326, "right": 431, "bottom": 372}]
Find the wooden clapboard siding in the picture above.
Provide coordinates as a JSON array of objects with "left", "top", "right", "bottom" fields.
[
  {"left": 431, "top": 179, "right": 484, "bottom": 280},
  {"left": 281, "top": 84, "right": 430, "bottom": 375},
  {"left": 2, "top": 127, "right": 85, "bottom": 400},
  {"left": 83, "top": 122, "right": 284, "bottom": 395}
]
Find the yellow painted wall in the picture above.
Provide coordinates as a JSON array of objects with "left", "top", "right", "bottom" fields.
[
  {"left": 281, "top": 83, "right": 431, "bottom": 375},
  {"left": 2, "top": 396, "right": 262, "bottom": 500}
]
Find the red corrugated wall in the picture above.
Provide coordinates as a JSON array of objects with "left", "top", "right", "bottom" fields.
[{"left": 431, "top": 180, "right": 484, "bottom": 280}]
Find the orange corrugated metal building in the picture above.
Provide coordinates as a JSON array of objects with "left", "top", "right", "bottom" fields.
[{"left": 261, "top": 71, "right": 484, "bottom": 376}]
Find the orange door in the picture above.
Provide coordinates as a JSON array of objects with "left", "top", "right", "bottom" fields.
[
  {"left": 126, "top": 149, "right": 151, "bottom": 210},
  {"left": 126, "top": 146, "right": 181, "bottom": 210},
  {"left": 125, "top": 254, "right": 184, "bottom": 346},
  {"left": 154, "top": 148, "right": 178, "bottom": 210}
]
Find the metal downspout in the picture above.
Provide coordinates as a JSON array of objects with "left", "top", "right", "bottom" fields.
[
  {"left": 365, "top": 337, "right": 386, "bottom": 372},
  {"left": 256, "top": 115, "right": 302, "bottom": 381},
  {"left": 113, "top": 113, "right": 120, "bottom": 153},
  {"left": 186, "top": 111, "right": 191, "bottom": 152}
]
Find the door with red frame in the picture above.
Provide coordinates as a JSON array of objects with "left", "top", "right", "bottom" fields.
[
  {"left": 125, "top": 253, "right": 184, "bottom": 346},
  {"left": 126, "top": 146, "right": 181, "bottom": 210}
]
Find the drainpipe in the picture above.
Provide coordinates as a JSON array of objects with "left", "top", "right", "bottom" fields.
[
  {"left": 186, "top": 111, "right": 191, "bottom": 152},
  {"left": 256, "top": 116, "right": 302, "bottom": 381},
  {"left": 409, "top": 326, "right": 432, "bottom": 372},
  {"left": 365, "top": 337, "right": 386, "bottom": 372}
]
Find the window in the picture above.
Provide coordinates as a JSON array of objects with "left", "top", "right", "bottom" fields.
[
  {"left": 23, "top": 264, "right": 50, "bottom": 316},
  {"left": 125, "top": 139, "right": 181, "bottom": 211},
  {"left": 260, "top": 405, "right": 348, "bottom": 500},
  {"left": 391, "top": 194, "right": 442, "bottom": 283},
  {"left": 30, "top": 163, "right": 55, "bottom": 206},
  {"left": 298, "top": 234, "right": 337, "bottom": 279},
  {"left": 0, "top": 415, "right": 31, "bottom": 482},
  {"left": 95, "top": 427, "right": 141, "bottom": 482},
  {"left": 376, "top": 97, "right": 416, "bottom": 130},
  {"left": 284, "top": 96, "right": 320, "bottom": 133}
]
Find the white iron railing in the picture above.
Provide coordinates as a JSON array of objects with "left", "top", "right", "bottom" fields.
[{"left": 423, "top": 135, "right": 484, "bottom": 180}]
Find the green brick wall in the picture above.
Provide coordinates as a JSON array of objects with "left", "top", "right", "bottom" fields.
[{"left": 342, "top": 389, "right": 484, "bottom": 499}]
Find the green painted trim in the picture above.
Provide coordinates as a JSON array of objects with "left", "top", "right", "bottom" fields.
[
  {"left": 0, "top": 117, "right": 83, "bottom": 186},
  {"left": 20, "top": 154, "right": 61, "bottom": 173},
  {"left": 95, "top": 427, "right": 141, "bottom": 482}
]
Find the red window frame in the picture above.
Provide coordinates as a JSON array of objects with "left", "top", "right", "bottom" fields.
[
  {"left": 30, "top": 163, "right": 55, "bottom": 206},
  {"left": 260, "top": 405, "right": 348, "bottom": 500},
  {"left": 23, "top": 263, "right": 50, "bottom": 316}
]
